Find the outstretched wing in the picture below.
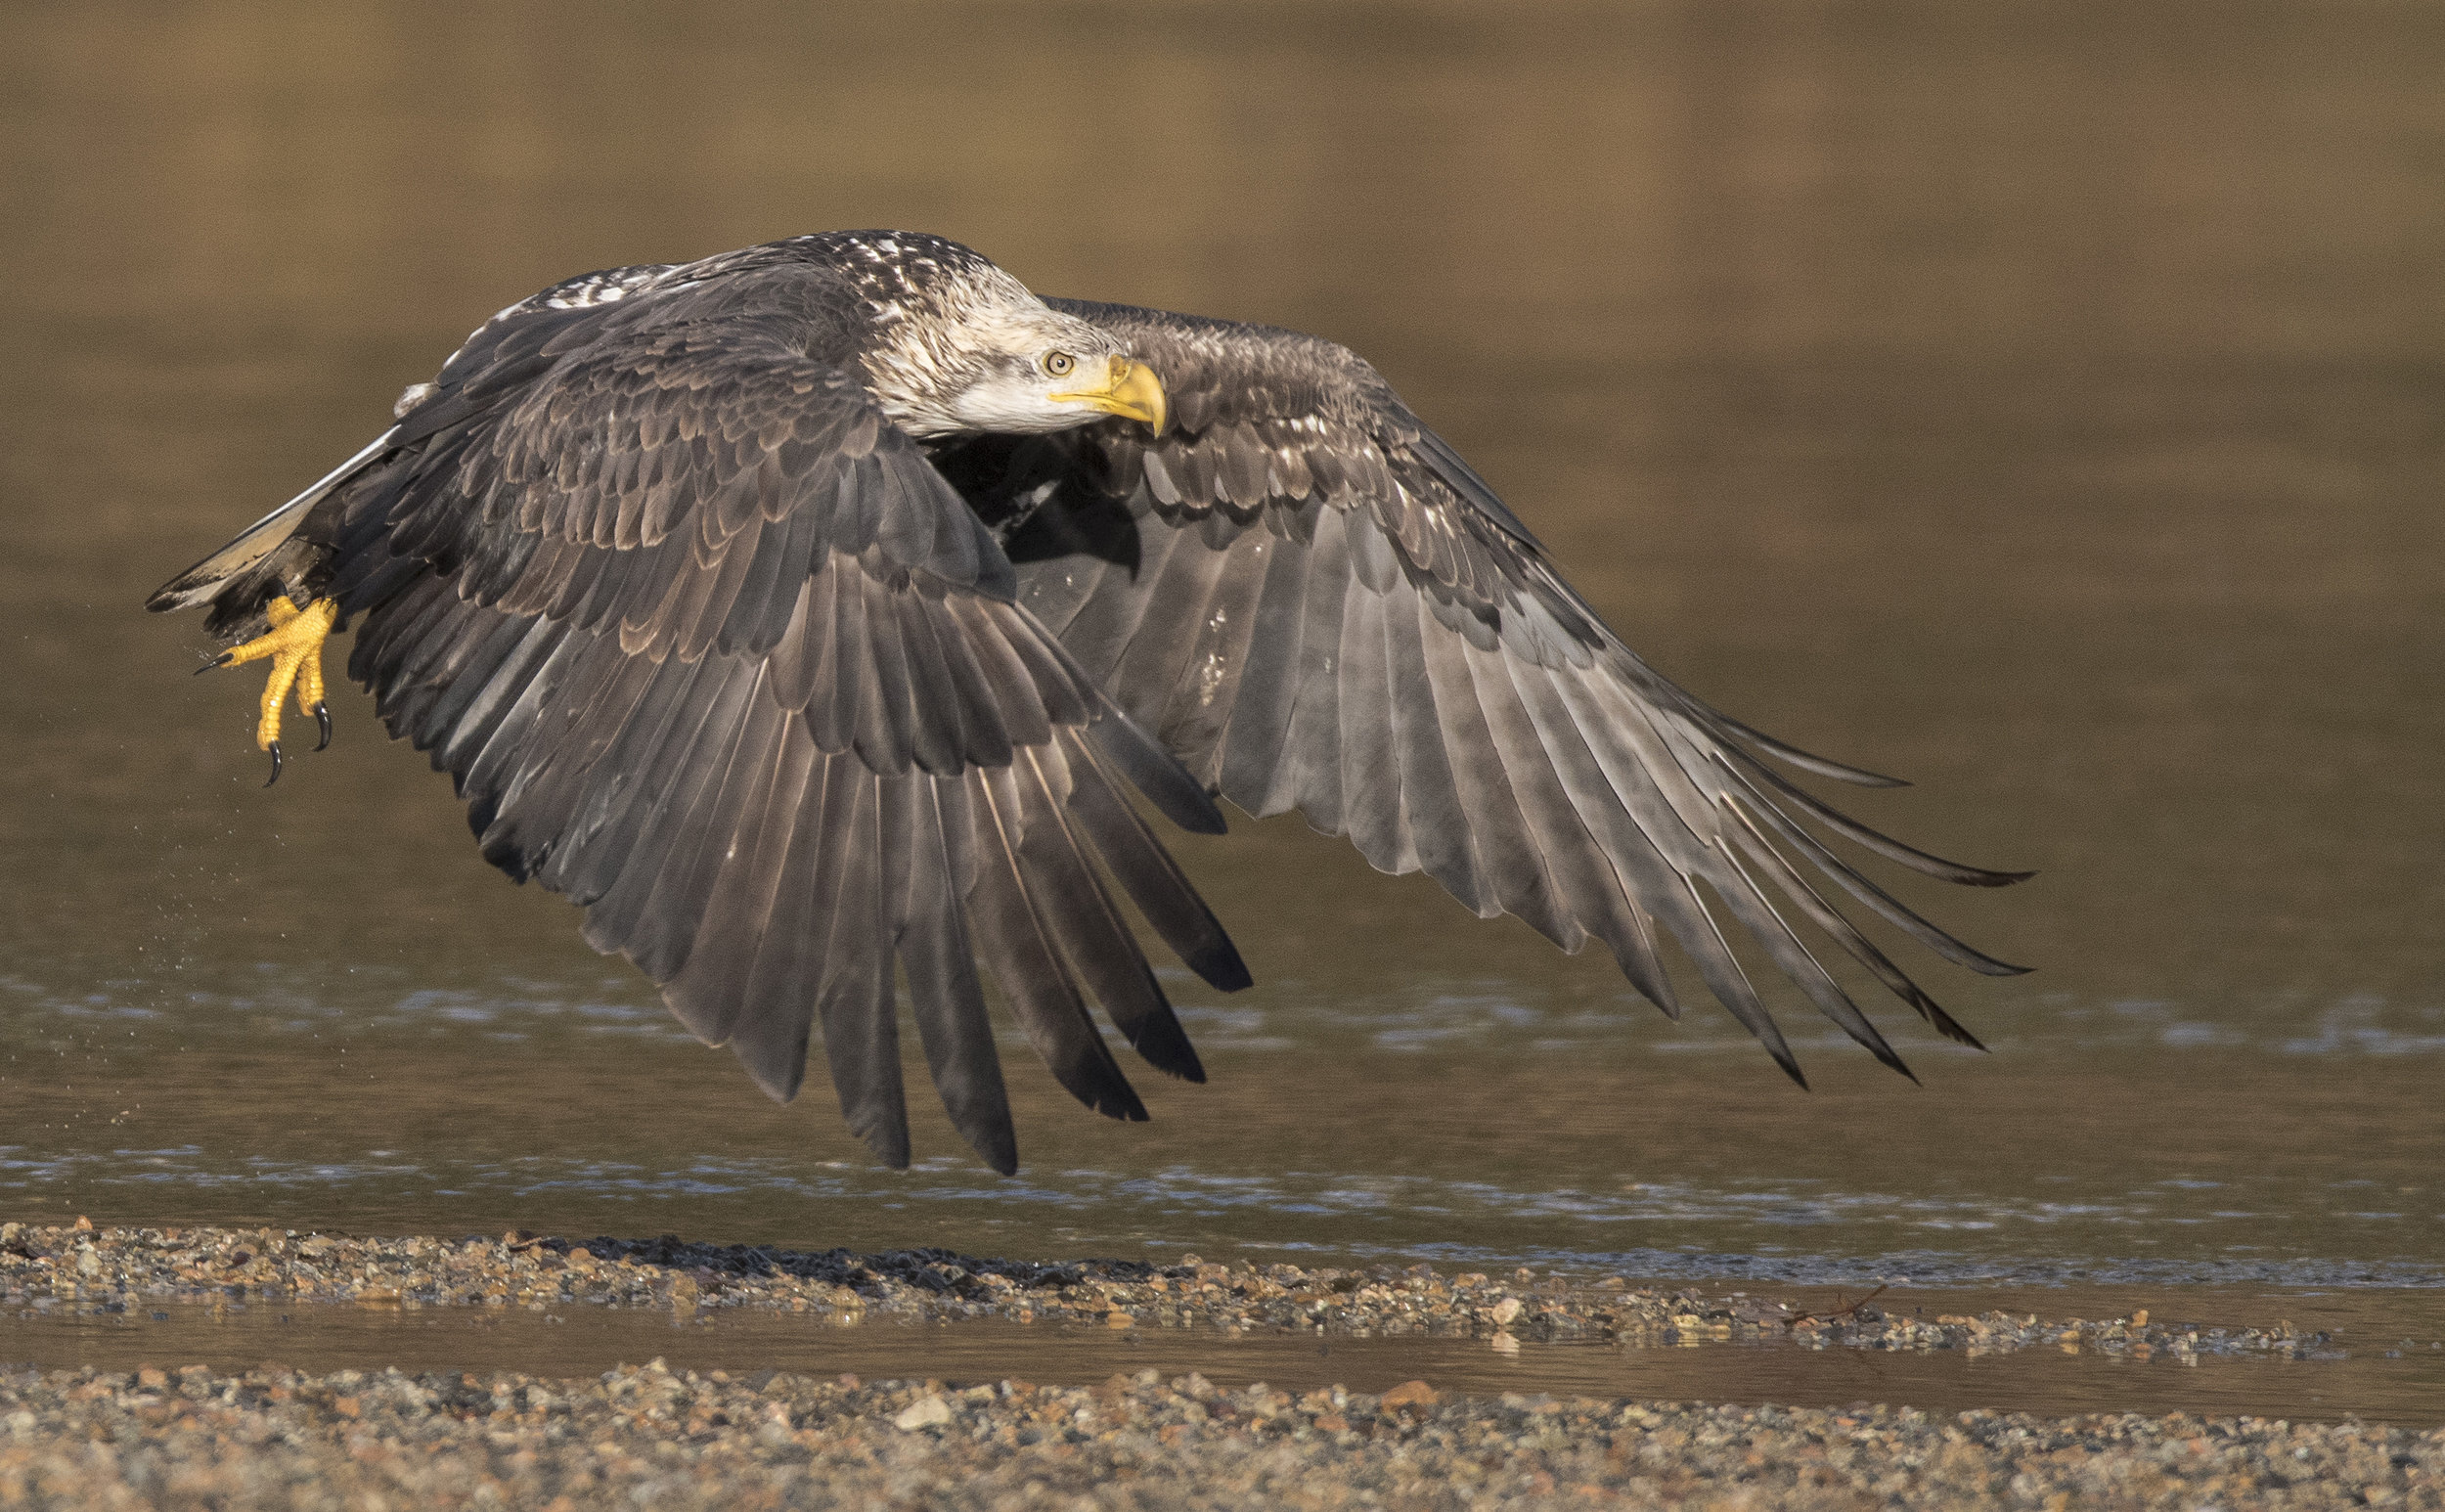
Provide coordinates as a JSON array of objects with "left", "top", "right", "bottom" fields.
[
  {"left": 310, "top": 305, "right": 1248, "bottom": 1174},
  {"left": 956, "top": 300, "right": 2025, "bottom": 1085}
]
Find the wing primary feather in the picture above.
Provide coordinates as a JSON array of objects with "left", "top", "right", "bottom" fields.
[
  {"left": 1335, "top": 569, "right": 1418, "bottom": 874},
  {"left": 665, "top": 720, "right": 819, "bottom": 1048},
  {"left": 1062, "top": 729, "right": 1251, "bottom": 996},
  {"left": 604, "top": 669, "right": 788, "bottom": 985},
  {"left": 546, "top": 650, "right": 727, "bottom": 906},
  {"left": 436, "top": 614, "right": 564, "bottom": 776},
  {"left": 458, "top": 624, "right": 598, "bottom": 832},
  {"left": 1270, "top": 506, "right": 1355, "bottom": 827},
  {"left": 891, "top": 582, "right": 968, "bottom": 773},
  {"left": 1669, "top": 692, "right": 1909, "bottom": 787},
  {"left": 1703, "top": 835, "right": 1916, "bottom": 1081},
  {"left": 1104, "top": 523, "right": 1233, "bottom": 738},
  {"left": 1722, "top": 799, "right": 1988, "bottom": 1050},
  {"left": 578, "top": 661, "right": 766, "bottom": 973},
  {"left": 1155, "top": 533, "right": 1273, "bottom": 786},
  {"left": 962, "top": 769, "right": 1148, "bottom": 1122},
  {"left": 1418, "top": 602, "right": 1566, "bottom": 932},
  {"left": 1214, "top": 525, "right": 1316, "bottom": 812},
  {"left": 733, "top": 741, "right": 843, "bottom": 1102},
  {"left": 1055, "top": 507, "right": 1189, "bottom": 688},
  {"left": 915, "top": 591, "right": 1015, "bottom": 766},
  {"left": 892, "top": 775, "right": 1019, "bottom": 1174},
  {"left": 1082, "top": 698, "right": 1229, "bottom": 836},
  {"left": 828, "top": 555, "right": 897, "bottom": 767},
  {"left": 1675, "top": 875, "right": 1810, "bottom": 1090},
  {"left": 1494, "top": 654, "right": 1695, "bottom": 1018},
  {"left": 1725, "top": 744, "right": 2035, "bottom": 888},
  {"left": 945, "top": 596, "right": 1052, "bottom": 747},
  {"left": 855, "top": 565, "right": 920, "bottom": 772},
  {"left": 811, "top": 766, "right": 912, "bottom": 1167},
  {"left": 1713, "top": 755, "right": 2033, "bottom": 978},
  {"left": 1381, "top": 582, "right": 1484, "bottom": 910},
  {"left": 1013, "top": 745, "right": 1207, "bottom": 1083}
]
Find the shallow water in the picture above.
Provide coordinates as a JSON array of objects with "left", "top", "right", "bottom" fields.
[
  {"left": 6, "top": 1287, "right": 2445, "bottom": 1426},
  {"left": 2, "top": 0, "right": 2442, "bottom": 1320}
]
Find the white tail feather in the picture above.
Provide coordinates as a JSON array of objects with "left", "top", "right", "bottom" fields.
[{"left": 146, "top": 427, "right": 398, "bottom": 611}]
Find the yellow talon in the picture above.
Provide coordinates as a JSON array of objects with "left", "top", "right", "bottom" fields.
[{"left": 211, "top": 595, "right": 337, "bottom": 784}]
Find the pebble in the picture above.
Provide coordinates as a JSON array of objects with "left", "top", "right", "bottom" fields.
[
  {"left": 1, "top": 1223, "right": 2415, "bottom": 1507},
  {"left": 0, "top": 1223, "right": 2340, "bottom": 1361},
  {"left": 0, "top": 1360, "right": 2431, "bottom": 1509}
]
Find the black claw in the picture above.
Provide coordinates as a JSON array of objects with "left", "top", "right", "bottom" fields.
[
  {"left": 312, "top": 702, "right": 332, "bottom": 752},
  {"left": 264, "top": 742, "right": 283, "bottom": 787},
  {"left": 196, "top": 655, "right": 230, "bottom": 677}
]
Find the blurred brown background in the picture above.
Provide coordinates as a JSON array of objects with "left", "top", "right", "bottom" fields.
[{"left": 0, "top": 1, "right": 2438, "bottom": 1280}]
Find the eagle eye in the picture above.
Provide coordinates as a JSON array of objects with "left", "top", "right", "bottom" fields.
[{"left": 1042, "top": 351, "right": 1076, "bottom": 378}]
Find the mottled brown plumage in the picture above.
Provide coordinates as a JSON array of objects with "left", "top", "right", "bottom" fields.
[{"left": 150, "top": 232, "right": 2025, "bottom": 1174}]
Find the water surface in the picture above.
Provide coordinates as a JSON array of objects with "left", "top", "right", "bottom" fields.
[
  {"left": 8, "top": 1289, "right": 2445, "bottom": 1426},
  {"left": 1, "top": 2, "right": 2440, "bottom": 1303}
]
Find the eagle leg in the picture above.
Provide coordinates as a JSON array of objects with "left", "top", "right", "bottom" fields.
[{"left": 201, "top": 595, "right": 337, "bottom": 785}]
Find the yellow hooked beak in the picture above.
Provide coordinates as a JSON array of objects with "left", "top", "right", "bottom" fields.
[{"left": 1051, "top": 355, "right": 1167, "bottom": 434}]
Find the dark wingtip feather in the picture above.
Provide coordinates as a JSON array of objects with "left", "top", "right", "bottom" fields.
[
  {"left": 1965, "top": 867, "right": 2039, "bottom": 889},
  {"left": 1889, "top": 974, "right": 1991, "bottom": 1050},
  {"left": 966, "top": 1121, "right": 1020, "bottom": 1177},
  {"left": 1695, "top": 705, "right": 1911, "bottom": 787},
  {"left": 1088, "top": 707, "right": 1229, "bottom": 835},
  {"left": 1184, "top": 940, "right": 1254, "bottom": 994},
  {"left": 864, "top": 1126, "right": 914, "bottom": 1170},
  {"left": 1933, "top": 1011, "right": 1989, "bottom": 1052},
  {"left": 1091, "top": 1080, "right": 1151, "bottom": 1123},
  {"left": 1119, "top": 1012, "right": 1209, "bottom": 1084}
]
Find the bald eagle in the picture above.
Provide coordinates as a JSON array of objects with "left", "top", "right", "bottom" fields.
[{"left": 149, "top": 232, "right": 2026, "bottom": 1175}]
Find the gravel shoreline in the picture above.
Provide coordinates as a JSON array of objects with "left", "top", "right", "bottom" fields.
[
  {"left": 0, "top": 1359, "right": 2435, "bottom": 1509},
  {"left": 0, "top": 1223, "right": 2336, "bottom": 1361},
  {"left": 5, "top": 1223, "right": 2426, "bottom": 1509}
]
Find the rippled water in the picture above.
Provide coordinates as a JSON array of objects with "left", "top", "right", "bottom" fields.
[
  {"left": 2, "top": 1, "right": 2441, "bottom": 1309},
  {"left": 12, "top": 1293, "right": 2445, "bottom": 1426}
]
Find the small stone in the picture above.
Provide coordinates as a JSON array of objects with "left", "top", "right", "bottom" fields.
[
  {"left": 893, "top": 1395, "right": 953, "bottom": 1431},
  {"left": 1380, "top": 1380, "right": 1439, "bottom": 1408},
  {"left": 136, "top": 1366, "right": 167, "bottom": 1390},
  {"left": 1104, "top": 1312, "right": 1134, "bottom": 1329},
  {"left": 73, "top": 1216, "right": 93, "bottom": 1232},
  {"left": 1489, "top": 1297, "right": 1523, "bottom": 1325},
  {"left": 2131, "top": 1309, "right": 2149, "bottom": 1327}
]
